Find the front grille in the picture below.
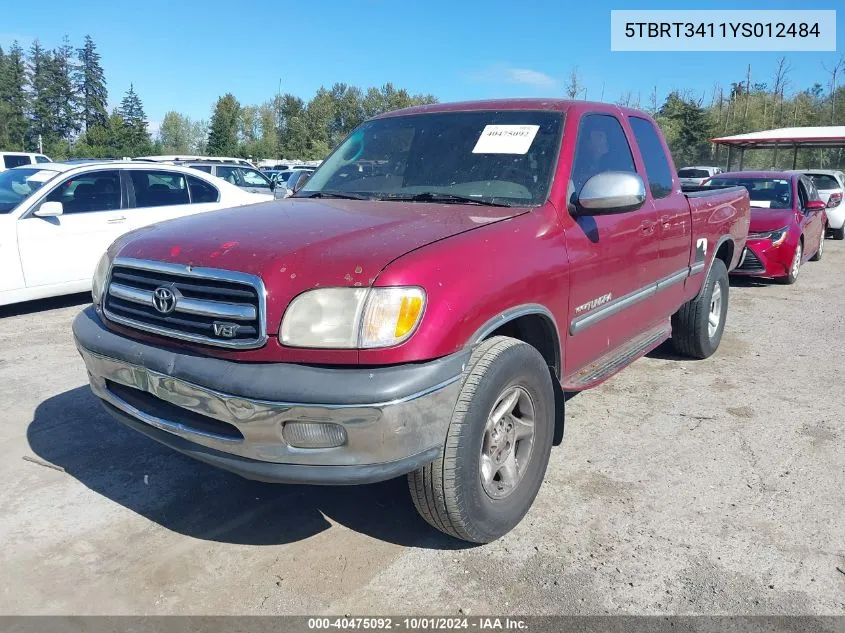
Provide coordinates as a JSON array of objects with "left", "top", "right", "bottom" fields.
[
  {"left": 103, "top": 259, "right": 266, "bottom": 348},
  {"left": 736, "top": 247, "right": 765, "bottom": 273},
  {"left": 106, "top": 380, "right": 244, "bottom": 439}
]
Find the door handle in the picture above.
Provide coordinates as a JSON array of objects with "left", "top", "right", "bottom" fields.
[
  {"left": 640, "top": 219, "right": 656, "bottom": 235},
  {"left": 107, "top": 217, "right": 127, "bottom": 224},
  {"left": 659, "top": 215, "right": 671, "bottom": 229}
]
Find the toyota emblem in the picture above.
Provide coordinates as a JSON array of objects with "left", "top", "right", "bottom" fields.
[{"left": 152, "top": 285, "right": 179, "bottom": 315}]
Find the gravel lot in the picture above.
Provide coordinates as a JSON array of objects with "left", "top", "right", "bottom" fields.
[{"left": 1, "top": 242, "right": 843, "bottom": 616}]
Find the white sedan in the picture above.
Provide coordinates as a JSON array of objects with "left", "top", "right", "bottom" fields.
[{"left": 0, "top": 161, "right": 272, "bottom": 306}]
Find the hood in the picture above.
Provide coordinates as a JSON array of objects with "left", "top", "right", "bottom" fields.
[
  {"left": 114, "top": 197, "right": 525, "bottom": 328},
  {"left": 749, "top": 207, "right": 795, "bottom": 233}
]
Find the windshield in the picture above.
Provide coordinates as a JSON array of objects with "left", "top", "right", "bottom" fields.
[
  {"left": 300, "top": 110, "right": 563, "bottom": 207},
  {"left": 678, "top": 168, "right": 710, "bottom": 178},
  {"left": 807, "top": 174, "right": 840, "bottom": 191},
  {"left": 0, "top": 168, "right": 56, "bottom": 214},
  {"left": 710, "top": 177, "right": 792, "bottom": 209}
]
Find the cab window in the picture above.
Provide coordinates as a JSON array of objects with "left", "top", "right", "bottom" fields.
[
  {"left": 629, "top": 116, "right": 674, "bottom": 199},
  {"left": 570, "top": 114, "right": 636, "bottom": 196}
]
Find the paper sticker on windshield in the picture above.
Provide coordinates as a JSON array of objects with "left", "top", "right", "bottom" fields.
[
  {"left": 750, "top": 200, "right": 772, "bottom": 208},
  {"left": 26, "top": 170, "right": 55, "bottom": 183},
  {"left": 472, "top": 125, "right": 539, "bottom": 154}
]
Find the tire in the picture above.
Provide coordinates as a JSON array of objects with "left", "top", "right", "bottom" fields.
[
  {"left": 778, "top": 241, "right": 802, "bottom": 285},
  {"left": 810, "top": 228, "right": 825, "bottom": 261},
  {"left": 833, "top": 223, "right": 845, "bottom": 241},
  {"left": 671, "top": 258, "right": 729, "bottom": 360},
  {"left": 408, "top": 336, "right": 555, "bottom": 543}
]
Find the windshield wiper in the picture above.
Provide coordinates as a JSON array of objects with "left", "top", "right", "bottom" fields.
[
  {"left": 377, "top": 192, "right": 512, "bottom": 207},
  {"left": 296, "top": 191, "right": 372, "bottom": 200}
]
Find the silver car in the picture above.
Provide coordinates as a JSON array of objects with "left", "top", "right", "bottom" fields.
[{"left": 678, "top": 165, "right": 723, "bottom": 188}]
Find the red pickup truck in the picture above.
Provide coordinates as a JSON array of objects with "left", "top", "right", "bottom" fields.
[{"left": 73, "top": 100, "right": 750, "bottom": 543}]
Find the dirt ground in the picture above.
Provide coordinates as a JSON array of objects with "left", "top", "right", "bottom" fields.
[{"left": 1, "top": 242, "right": 843, "bottom": 615}]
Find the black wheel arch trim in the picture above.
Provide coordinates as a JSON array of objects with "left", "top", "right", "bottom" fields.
[{"left": 467, "top": 303, "right": 562, "bottom": 378}]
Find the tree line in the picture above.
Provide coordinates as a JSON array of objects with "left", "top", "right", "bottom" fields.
[
  {"left": 0, "top": 36, "right": 152, "bottom": 158},
  {"left": 166, "top": 83, "right": 437, "bottom": 160},
  {"left": 2, "top": 35, "right": 843, "bottom": 168},
  {"left": 566, "top": 57, "right": 845, "bottom": 170}
]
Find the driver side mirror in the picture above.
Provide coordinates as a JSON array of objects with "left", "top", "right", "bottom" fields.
[
  {"left": 574, "top": 172, "right": 646, "bottom": 215},
  {"left": 35, "top": 201, "right": 64, "bottom": 217},
  {"left": 804, "top": 199, "right": 826, "bottom": 212}
]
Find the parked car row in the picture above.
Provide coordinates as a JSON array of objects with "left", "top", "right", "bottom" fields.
[{"left": 0, "top": 161, "right": 271, "bottom": 306}]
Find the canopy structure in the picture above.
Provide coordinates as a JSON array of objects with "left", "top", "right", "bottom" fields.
[{"left": 711, "top": 126, "right": 845, "bottom": 170}]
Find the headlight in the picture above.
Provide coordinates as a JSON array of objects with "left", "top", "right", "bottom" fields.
[
  {"left": 748, "top": 227, "right": 788, "bottom": 246},
  {"left": 280, "top": 287, "right": 426, "bottom": 349},
  {"left": 91, "top": 251, "right": 113, "bottom": 306}
]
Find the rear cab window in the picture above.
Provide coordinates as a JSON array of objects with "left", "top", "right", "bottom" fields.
[{"left": 629, "top": 116, "right": 674, "bottom": 198}]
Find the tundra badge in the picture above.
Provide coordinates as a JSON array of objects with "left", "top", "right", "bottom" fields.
[{"left": 575, "top": 293, "right": 613, "bottom": 314}]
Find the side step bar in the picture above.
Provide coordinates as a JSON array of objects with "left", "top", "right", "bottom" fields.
[{"left": 563, "top": 322, "right": 671, "bottom": 391}]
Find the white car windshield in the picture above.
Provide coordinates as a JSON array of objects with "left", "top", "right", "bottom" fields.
[{"left": 0, "top": 168, "right": 56, "bottom": 214}]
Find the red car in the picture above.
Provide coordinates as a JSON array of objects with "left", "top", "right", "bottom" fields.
[
  {"left": 710, "top": 171, "right": 827, "bottom": 284},
  {"left": 73, "top": 100, "right": 751, "bottom": 542}
]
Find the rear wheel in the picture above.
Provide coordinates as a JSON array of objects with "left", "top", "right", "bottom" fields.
[
  {"left": 408, "top": 336, "right": 555, "bottom": 543},
  {"left": 778, "top": 241, "right": 802, "bottom": 284},
  {"left": 671, "top": 258, "right": 729, "bottom": 359}
]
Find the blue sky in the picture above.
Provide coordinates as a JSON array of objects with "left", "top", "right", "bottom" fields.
[{"left": 2, "top": 0, "right": 842, "bottom": 135}]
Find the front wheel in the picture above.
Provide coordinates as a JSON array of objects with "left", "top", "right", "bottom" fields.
[
  {"left": 832, "top": 223, "right": 845, "bottom": 241},
  {"left": 778, "top": 241, "right": 802, "bottom": 284},
  {"left": 671, "top": 258, "right": 729, "bottom": 359},
  {"left": 408, "top": 336, "right": 555, "bottom": 543}
]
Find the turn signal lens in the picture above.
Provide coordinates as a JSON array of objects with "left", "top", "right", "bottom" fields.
[{"left": 360, "top": 287, "right": 426, "bottom": 348}]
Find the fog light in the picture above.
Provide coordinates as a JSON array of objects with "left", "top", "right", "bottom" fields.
[{"left": 283, "top": 422, "right": 347, "bottom": 448}]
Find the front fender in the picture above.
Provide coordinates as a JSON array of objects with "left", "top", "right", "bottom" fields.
[{"left": 358, "top": 205, "right": 569, "bottom": 366}]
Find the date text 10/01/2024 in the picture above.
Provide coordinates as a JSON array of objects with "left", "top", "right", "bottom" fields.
[
  {"left": 307, "top": 618, "right": 528, "bottom": 630},
  {"left": 625, "top": 22, "right": 821, "bottom": 38}
]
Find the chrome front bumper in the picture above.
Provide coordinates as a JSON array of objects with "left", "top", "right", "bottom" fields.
[{"left": 73, "top": 308, "right": 464, "bottom": 484}]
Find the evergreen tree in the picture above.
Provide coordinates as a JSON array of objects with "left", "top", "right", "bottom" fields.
[
  {"left": 207, "top": 93, "right": 241, "bottom": 155},
  {"left": 27, "top": 40, "right": 56, "bottom": 150},
  {"left": 1, "top": 42, "right": 29, "bottom": 149},
  {"left": 117, "top": 84, "right": 150, "bottom": 152},
  {"left": 76, "top": 35, "right": 107, "bottom": 132},
  {"left": 52, "top": 36, "right": 80, "bottom": 142},
  {"left": 0, "top": 46, "right": 9, "bottom": 148}
]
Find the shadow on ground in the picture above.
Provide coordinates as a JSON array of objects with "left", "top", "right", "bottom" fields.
[
  {"left": 1, "top": 292, "right": 91, "bottom": 318},
  {"left": 27, "top": 386, "right": 473, "bottom": 550},
  {"left": 729, "top": 276, "right": 778, "bottom": 288}
]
